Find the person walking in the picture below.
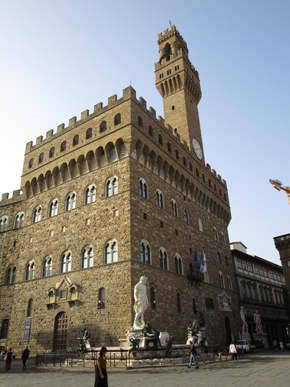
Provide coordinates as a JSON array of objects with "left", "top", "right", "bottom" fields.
[
  {"left": 279, "top": 341, "right": 284, "bottom": 351},
  {"left": 273, "top": 340, "right": 278, "bottom": 351},
  {"left": 187, "top": 340, "right": 199, "bottom": 369},
  {"left": 22, "top": 346, "right": 30, "bottom": 369},
  {"left": 5, "top": 348, "right": 13, "bottom": 372},
  {"left": 95, "top": 346, "right": 108, "bottom": 387},
  {"left": 229, "top": 342, "right": 238, "bottom": 361}
]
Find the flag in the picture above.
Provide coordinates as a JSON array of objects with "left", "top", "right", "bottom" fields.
[
  {"left": 201, "top": 250, "right": 207, "bottom": 273},
  {"left": 194, "top": 250, "right": 200, "bottom": 272}
]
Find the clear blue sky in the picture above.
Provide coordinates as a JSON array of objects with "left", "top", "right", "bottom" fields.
[{"left": 0, "top": 0, "right": 289, "bottom": 265}]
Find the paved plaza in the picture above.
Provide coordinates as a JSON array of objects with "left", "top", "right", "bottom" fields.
[{"left": 0, "top": 350, "right": 290, "bottom": 387}]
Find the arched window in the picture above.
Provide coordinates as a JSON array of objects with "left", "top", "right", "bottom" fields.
[
  {"left": 171, "top": 200, "right": 178, "bottom": 216},
  {"left": 27, "top": 299, "right": 33, "bottom": 317},
  {"left": 175, "top": 150, "right": 179, "bottom": 160},
  {"left": 85, "top": 185, "right": 96, "bottom": 204},
  {"left": 73, "top": 135, "right": 79, "bottom": 146},
  {"left": 198, "top": 218, "right": 203, "bottom": 232},
  {"left": 159, "top": 249, "right": 168, "bottom": 270},
  {"left": 175, "top": 255, "right": 182, "bottom": 274},
  {"left": 138, "top": 116, "right": 143, "bottom": 127},
  {"left": 139, "top": 179, "right": 148, "bottom": 199},
  {"left": 106, "top": 177, "right": 118, "bottom": 197},
  {"left": 148, "top": 126, "right": 153, "bottom": 136},
  {"left": 114, "top": 113, "right": 121, "bottom": 125},
  {"left": 60, "top": 141, "right": 66, "bottom": 152},
  {"left": 156, "top": 190, "right": 163, "bottom": 208},
  {"left": 177, "top": 293, "right": 181, "bottom": 312},
  {"left": 14, "top": 212, "right": 24, "bottom": 229},
  {"left": 158, "top": 134, "right": 163, "bottom": 145},
  {"left": 105, "top": 240, "right": 118, "bottom": 264},
  {"left": 49, "top": 147, "right": 55, "bottom": 158},
  {"left": 213, "top": 227, "right": 218, "bottom": 241},
  {"left": 33, "top": 207, "right": 42, "bottom": 223},
  {"left": 98, "top": 288, "right": 105, "bottom": 309},
  {"left": 82, "top": 247, "right": 94, "bottom": 269},
  {"left": 86, "top": 128, "right": 92, "bottom": 139},
  {"left": 227, "top": 275, "right": 232, "bottom": 290},
  {"left": 49, "top": 200, "right": 58, "bottom": 217},
  {"left": 140, "top": 241, "right": 150, "bottom": 264},
  {"left": 221, "top": 232, "right": 226, "bottom": 246},
  {"left": 43, "top": 257, "right": 52, "bottom": 277},
  {"left": 184, "top": 209, "right": 188, "bottom": 223},
  {"left": 217, "top": 253, "right": 221, "bottom": 263},
  {"left": 25, "top": 261, "right": 35, "bottom": 281},
  {"left": 0, "top": 216, "right": 8, "bottom": 232},
  {"left": 66, "top": 193, "right": 76, "bottom": 211},
  {"left": 61, "top": 252, "right": 72, "bottom": 273},
  {"left": 28, "top": 158, "right": 34, "bottom": 168},
  {"left": 100, "top": 121, "right": 106, "bottom": 133},
  {"left": 38, "top": 153, "right": 44, "bottom": 164},
  {"left": 219, "top": 271, "right": 225, "bottom": 288},
  {"left": 7, "top": 267, "right": 16, "bottom": 284},
  {"left": 150, "top": 287, "right": 156, "bottom": 309}
]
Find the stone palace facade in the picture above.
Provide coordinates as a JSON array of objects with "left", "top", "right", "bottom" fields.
[{"left": 0, "top": 25, "right": 241, "bottom": 354}]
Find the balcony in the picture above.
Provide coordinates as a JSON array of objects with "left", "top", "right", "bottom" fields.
[{"left": 186, "top": 270, "right": 204, "bottom": 288}]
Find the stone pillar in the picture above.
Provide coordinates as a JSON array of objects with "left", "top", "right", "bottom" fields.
[{"left": 274, "top": 234, "right": 290, "bottom": 320}]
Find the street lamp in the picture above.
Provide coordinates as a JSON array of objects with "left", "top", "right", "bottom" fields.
[{"left": 269, "top": 179, "right": 290, "bottom": 206}]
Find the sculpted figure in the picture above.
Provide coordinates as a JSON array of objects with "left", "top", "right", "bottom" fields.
[
  {"left": 254, "top": 310, "right": 264, "bottom": 334},
  {"left": 240, "top": 306, "right": 248, "bottom": 334},
  {"left": 133, "top": 276, "right": 149, "bottom": 329}
]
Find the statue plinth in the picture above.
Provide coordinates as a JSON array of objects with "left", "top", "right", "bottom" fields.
[{"left": 254, "top": 333, "right": 268, "bottom": 348}]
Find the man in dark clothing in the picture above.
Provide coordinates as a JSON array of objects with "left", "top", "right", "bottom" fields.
[
  {"left": 187, "top": 340, "right": 199, "bottom": 369},
  {"left": 22, "top": 346, "right": 30, "bottom": 369}
]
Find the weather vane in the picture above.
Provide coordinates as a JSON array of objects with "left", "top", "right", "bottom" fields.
[{"left": 169, "top": 19, "right": 172, "bottom": 26}]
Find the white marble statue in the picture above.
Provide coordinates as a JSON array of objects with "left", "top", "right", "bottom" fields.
[
  {"left": 240, "top": 306, "right": 248, "bottom": 334},
  {"left": 133, "top": 276, "right": 149, "bottom": 330},
  {"left": 254, "top": 310, "right": 264, "bottom": 334}
]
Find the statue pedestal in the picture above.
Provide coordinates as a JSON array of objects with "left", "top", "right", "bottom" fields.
[
  {"left": 254, "top": 333, "right": 268, "bottom": 349},
  {"left": 242, "top": 333, "right": 251, "bottom": 342}
]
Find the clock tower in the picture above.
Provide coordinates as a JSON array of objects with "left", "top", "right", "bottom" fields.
[{"left": 155, "top": 25, "right": 204, "bottom": 163}]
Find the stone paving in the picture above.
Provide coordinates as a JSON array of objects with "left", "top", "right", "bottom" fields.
[{"left": 0, "top": 350, "right": 290, "bottom": 387}]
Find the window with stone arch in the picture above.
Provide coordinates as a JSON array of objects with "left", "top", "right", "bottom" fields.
[
  {"left": 184, "top": 209, "right": 189, "bottom": 223},
  {"left": 7, "top": 266, "right": 16, "bottom": 284},
  {"left": 32, "top": 206, "right": 42, "bottom": 223},
  {"left": 65, "top": 192, "right": 76, "bottom": 211},
  {"left": 42, "top": 256, "right": 52, "bottom": 277},
  {"left": 48, "top": 199, "right": 58, "bottom": 218},
  {"left": 73, "top": 134, "right": 79, "bottom": 146},
  {"left": 213, "top": 226, "right": 218, "bottom": 241},
  {"left": 217, "top": 252, "right": 221, "bottom": 264},
  {"left": 61, "top": 252, "right": 72, "bottom": 273},
  {"left": 0, "top": 216, "right": 8, "bottom": 232},
  {"left": 219, "top": 271, "right": 225, "bottom": 288},
  {"left": 221, "top": 231, "right": 226, "bottom": 246},
  {"left": 114, "top": 113, "right": 121, "bottom": 125},
  {"left": 156, "top": 189, "right": 163, "bottom": 208},
  {"left": 106, "top": 176, "right": 118, "bottom": 197},
  {"left": 86, "top": 128, "right": 92, "bottom": 140},
  {"left": 171, "top": 199, "right": 178, "bottom": 217},
  {"left": 140, "top": 240, "right": 151, "bottom": 264},
  {"left": 100, "top": 121, "right": 106, "bottom": 133},
  {"left": 198, "top": 218, "right": 203, "bottom": 232},
  {"left": 159, "top": 248, "right": 168, "bottom": 270},
  {"left": 227, "top": 275, "right": 232, "bottom": 290},
  {"left": 150, "top": 284, "right": 156, "bottom": 309},
  {"left": 60, "top": 141, "right": 66, "bottom": 152},
  {"left": 27, "top": 299, "right": 33, "bottom": 318},
  {"left": 104, "top": 240, "right": 118, "bottom": 264},
  {"left": 85, "top": 185, "right": 96, "bottom": 205},
  {"left": 82, "top": 246, "right": 94, "bottom": 269},
  {"left": 49, "top": 147, "right": 55, "bottom": 158},
  {"left": 14, "top": 212, "right": 24, "bottom": 229},
  {"left": 38, "top": 152, "right": 44, "bottom": 164},
  {"left": 98, "top": 287, "right": 105, "bottom": 309},
  {"left": 176, "top": 292, "right": 181, "bottom": 312},
  {"left": 25, "top": 261, "right": 35, "bottom": 281},
  {"left": 28, "top": 158, "right": 34, "bottom": 168},
  {"left": 175, "top": 254, "right": 182, "bottom": 274},
  {"left": 138, "top": 115, "right": 143, "bottom": 127},
  {"left": 139, "top": 178, "right": 148, "bottom": 199}
]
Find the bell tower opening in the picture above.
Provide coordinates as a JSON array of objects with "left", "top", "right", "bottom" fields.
[{"left": 155, "top": 25, "right": 204, "bottom": 163}]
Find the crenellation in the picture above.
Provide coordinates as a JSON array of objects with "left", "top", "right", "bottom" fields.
[
  {"left": 94, "top": 102, "right": 103, "bottom": 112},
  {"left": 1, "top": 193, "right": 9, "bottom": 201},
  {"left": 57, "top": 123, "right": 65, "bottom": 133},
  {"left": 69, "top": 116, "right": 77, "bottom": 127},
  {"left": 165, "top": 123, "right": 173, "bottom": 133},
  {"left": 158, "top": 115, "right": 164, "bottom": 125},
  {"left": 12, "top": 189, "right": 21, "bottom": 198},
  {"left": 212, "top": 169, "right": 216, "bottom": 177},
  {"left": 149, "top": 107, "right": 156, "bottom": 117},
  {"left": 81, "top": 109, "right": 89, "bottom": 120},
  {"left": 217, "top": 174, "right": 221, "bottom": 181},
  {"left": 206, "top": 163, "right": 211, "bottom": 170},
  {"left": 25, "top": 141, "right": 33, "bottom": 153},
  {"left": 108, "top": 94, "right": 117, "bottom": 105},
  {"left": 36, "top": 136, "right": 43, "bottom": 145},
  {"left": 123, "top": 86, "right": 136, "bottom": 100},
  {"left": 138, "top": 96, "right": 147, "bottom": 109},
  {"left": 46, "top": 129, "right": 54, "bottom": 139}
]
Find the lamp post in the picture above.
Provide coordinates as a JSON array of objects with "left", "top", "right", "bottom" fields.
[{"left": 269, "top": 179, "right": 290, "bottom": 206}]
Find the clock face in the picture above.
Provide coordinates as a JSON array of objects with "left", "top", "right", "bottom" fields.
[{"left": 192, "top": 139, "right": 203, "bottom": 160}]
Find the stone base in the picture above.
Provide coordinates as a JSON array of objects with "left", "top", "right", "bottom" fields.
[
  {"left": 242, "top": 333, "right": 251, "bottom": 343},
  {"left": 254, "top": 333, "right": 268, "bottom": 349}
]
